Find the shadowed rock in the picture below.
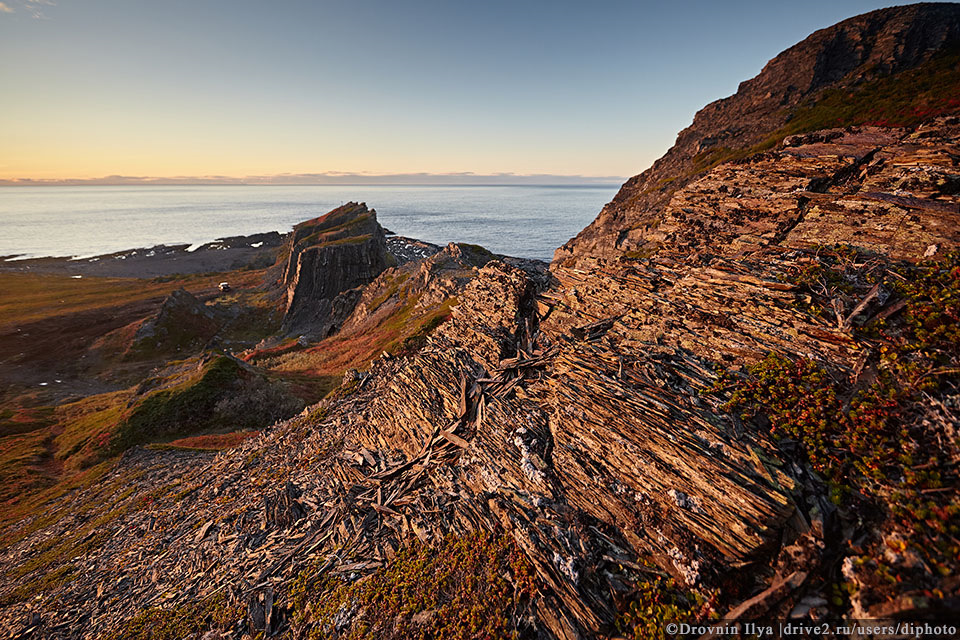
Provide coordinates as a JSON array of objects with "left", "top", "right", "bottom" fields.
[
  {"left": 281, "top": 202, "right": 388, "bottom": 337},
  {"left": 132, "top": 288, "right": 221, "bottom": 354}
]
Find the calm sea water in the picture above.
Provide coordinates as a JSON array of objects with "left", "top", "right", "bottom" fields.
[{"left": 0, "top": 185, "right": 616, "bottom": 262}]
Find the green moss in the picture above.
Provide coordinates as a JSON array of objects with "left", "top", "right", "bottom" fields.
[
  {"left": 289, "top": 532, "right": 535, "bottom": 640},
  {"left": 0, "top": 459, "right": 114, "bottom": 549},
  {"left": 618, "top": 575, "right": 712, "bottom": 640},
  {"left": 366, "top": 272, "right": 411, "bottom": 312},
  {"left": 172, "top": 483, "right": 201, "bottom": 501},
  {"left": 316, "top": 234, "right": 372, "bottom": 249},
  {"left": 392, "top": 298, "right": 457, "bottom": 355},
  {"left": 456, "top": 243, "right": 497, "bottom": 265},
  {"left": 0, "top": 563, "right": 78, "bottom": 606},
  {"left": 43, "top": 356, "right": 299, "bottom": 473},
  {"left": 0, "top": 429, "right": 55, "bottom": 503},
  {"left": 100, "top": 594, "right": 241, "bottom": 640},
  {"left": 0, "top": 469, "right": 156, "bottom": 604},
  {"left": 54, "top": 391, "right": 129, "bottom": 467},
  {"left": 5, "top": 519, "right": 113, "bottom": 596},
  {"left": 622, "top": 246, "right": 660, "bottom": 261},
  {"left": 110, "top": 356, "right": 301, "bottom": 456},
  {"left": 296, "top": 214, "right": 372, "bottom": 250},
  {"left": 0, "top": 405, "right": 55, "bottom": 437},
  {"left": 108, "top": 356, "right": 243, "bottom": 454}
]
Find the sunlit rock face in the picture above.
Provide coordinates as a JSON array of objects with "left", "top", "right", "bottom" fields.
[
  {"left": 281, "top": 202, "right": 388, "bottom": 337},
  {"left": 556, "top": 3, "right": 960, "bottom": 264}
]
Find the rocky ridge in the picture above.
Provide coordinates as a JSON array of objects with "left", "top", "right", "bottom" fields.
[{"left": 556, "top": 2, "right": 960, "bottom": 263}]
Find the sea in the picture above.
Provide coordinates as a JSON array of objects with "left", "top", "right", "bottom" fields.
[{"left": 0, "top": 185, "right": 618, "bottom": 263}]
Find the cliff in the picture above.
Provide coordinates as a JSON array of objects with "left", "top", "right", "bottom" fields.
[
  {"left": 556, "top": 2, "right": 960, "bottom": 263},
  {"left": 281, "top": 202, "right": 388, "bottom": 337}
]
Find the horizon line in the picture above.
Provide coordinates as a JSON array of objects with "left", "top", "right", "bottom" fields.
[{"left": 0, "top": 172, "right": 626, "bottom": 187}]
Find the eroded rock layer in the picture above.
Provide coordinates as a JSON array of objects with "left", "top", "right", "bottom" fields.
[{"left": 281, "top": 202, "right": 388, "bottom": 337}]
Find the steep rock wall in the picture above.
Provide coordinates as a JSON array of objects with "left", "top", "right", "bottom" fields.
[{"left": 281, "top": 202, "right": 388, "bottom": 336}]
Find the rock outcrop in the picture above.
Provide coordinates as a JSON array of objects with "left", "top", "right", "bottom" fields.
[
  {"left": 341, "top": 241, "right": 501, "bottom": 336},
  {"left": 132, "top": 288, "right": 221, "bottom": 354},
  {"left": 281, "top": 202, "right": 388, "bottom": 337},
  {"left": 556, "top": 3, "right": 960, "bottom": 263}
]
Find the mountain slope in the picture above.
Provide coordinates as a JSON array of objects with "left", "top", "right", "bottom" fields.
[
  {"left": 556, "top": 2, "right": 960, "bottom": 263},
  {"left": 4, "top": 120, "right": 957, "bottom": 639}
]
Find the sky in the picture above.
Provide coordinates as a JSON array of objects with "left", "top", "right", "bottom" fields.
[{"left": 0, "top": 0, "right": 907, "bottom": 182}]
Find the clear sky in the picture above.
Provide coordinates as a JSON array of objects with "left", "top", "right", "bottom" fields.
[{"left": 0, "top": 0, "right": 906, "bottom": 181}]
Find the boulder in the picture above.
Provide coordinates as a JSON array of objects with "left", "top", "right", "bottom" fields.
[{"left": 132, "top": 288, "right": 221, "bottom": 353}]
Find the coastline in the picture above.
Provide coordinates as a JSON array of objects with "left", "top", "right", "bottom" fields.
[
  {"left": 0, "top": 231, "right": 285, "bottom": 279},
  {"left": 0, "top": 228, "right": 546, "bottom": 280}
]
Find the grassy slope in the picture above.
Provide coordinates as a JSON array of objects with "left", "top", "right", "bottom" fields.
[
  {"left": 250, "top": 287, "right": 456, "bottom": 377},
  {"left": 43, "top": 355, "right": 305, "bottom": 473},
  {"left": 0, "top": 269, "right": 286, "bottom": 526},
  {"left": 0, "top": 273, "right": 191, "bottom": 329}
]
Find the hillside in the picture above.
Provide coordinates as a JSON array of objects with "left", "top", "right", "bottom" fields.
[
  {"left": 2, "top": 5, "right": 960, "bottom": 640},
  {"left": 556, "top": 2, "right": 960, "bottom": 264}
]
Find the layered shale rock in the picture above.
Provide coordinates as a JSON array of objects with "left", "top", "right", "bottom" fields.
[
  {"left": 340, "top": 241, "right": 499, "bottom": 336},
  {"left": 647, "top": 123, "right": 960, "bottom": 260},
  {"left": 281, "top": 202, "right": 388, "bottom": 337},
  {"left": 556, "top": 3, "right": 960, "bottom": 263}
]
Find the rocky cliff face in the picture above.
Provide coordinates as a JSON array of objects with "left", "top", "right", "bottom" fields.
[
  {"left": 556, "top": 2, "right": 960, "bottom": 263},
  {"left": 281, "top": 202, "right": 388, "bottom": 337}
]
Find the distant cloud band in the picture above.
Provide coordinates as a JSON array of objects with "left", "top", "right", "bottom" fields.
[{"left": 0, "top": 172, "right": 625, "bottom": 186}]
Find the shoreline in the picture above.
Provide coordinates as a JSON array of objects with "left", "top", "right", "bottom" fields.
[
  {"left": 0, "top": 230, "right": 548, "bottom": 279},
  {"left": 0, "top": 231, "right": 285, "bottom": 279}
]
